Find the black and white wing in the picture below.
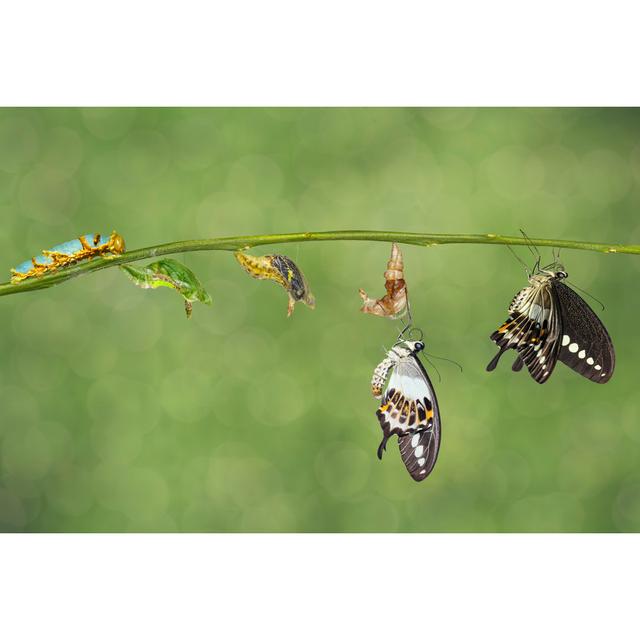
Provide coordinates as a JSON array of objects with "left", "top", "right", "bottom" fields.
[
  {"left": 487, "top": 282, "right": 562, "bottom": 384},
  {"left": 376, "top": 353, "right": 441, "bottom": 481},
  {"left": 552, "top": 280, "right": 615, "bottom": 383}
]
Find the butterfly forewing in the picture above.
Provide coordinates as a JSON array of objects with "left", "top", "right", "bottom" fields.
[{"left": 552, "top": 280, "right": 615, "bottom": 383}]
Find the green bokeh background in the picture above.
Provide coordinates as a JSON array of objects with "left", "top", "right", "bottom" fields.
[{"left": 0, "top": 107, "right": 639, "bottom": 532}]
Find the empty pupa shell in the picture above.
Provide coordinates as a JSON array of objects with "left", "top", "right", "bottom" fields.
[{"left": 359, "top": 243, "right": 408, "bottom": 319}]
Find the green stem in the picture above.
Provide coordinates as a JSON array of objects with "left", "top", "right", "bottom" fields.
[{"left": 1, "top": 230, "right": 638, "bottom": 298}]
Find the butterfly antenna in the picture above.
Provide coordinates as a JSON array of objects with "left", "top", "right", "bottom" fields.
[
  {"left": 566, "top": 280, "right": 606, "bottom": 312},
  {"left": 423, "top": 354, "right": 443, "bottom": 383},
  {"left": 425, "top": 352, "right": 464, "bottom": 373}
]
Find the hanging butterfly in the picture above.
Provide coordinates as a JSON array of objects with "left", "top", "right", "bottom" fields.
[
  {"left": 372, "top": 338, "right": 441, "bottom": 481},
  {"left": 487, "top": 262, "right": 615, "bottom": 384}
]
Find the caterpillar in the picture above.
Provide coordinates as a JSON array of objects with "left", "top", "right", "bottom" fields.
[{"left": 10, "top": 232, "right": 126, "bottom": 283}]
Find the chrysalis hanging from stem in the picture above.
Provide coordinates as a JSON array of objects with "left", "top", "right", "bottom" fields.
[
  {"left": 120, "top": 258, "right": 212, "bottom": 318},
  {"left": 359, "top": 242, "right": 408, "bottom": 319},
  {"left": 235, "top": 251, "right": 315, "bottom": 317}
]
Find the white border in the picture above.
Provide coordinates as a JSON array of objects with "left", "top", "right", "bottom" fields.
[
  {"left": 1, "top": 1, "right": 639, "bottom": 105},
  {"left": 0, "top": 534, "right": 637, "bottom": 639}
]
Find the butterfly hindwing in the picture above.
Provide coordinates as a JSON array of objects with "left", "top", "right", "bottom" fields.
[
  {"left": 488, "top": 282, "right": 562, "bottom": 384},
  {"left": 399, "top": 428, "right": 439, "bottom": 481},
  {"left": 552, "top": 280, "right": 615, "bottom": 383}
]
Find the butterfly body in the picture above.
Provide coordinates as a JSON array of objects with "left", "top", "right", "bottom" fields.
[
  {"left": 488, "top": 267, "right": 615, "bottom": 384},
  {"left": 373, "top": 340, "right": 441, "bottom": 481}
]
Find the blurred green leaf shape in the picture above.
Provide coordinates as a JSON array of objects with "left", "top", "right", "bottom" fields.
[{"left": 120, "top": 258, "right": 212, "bottom": 318}]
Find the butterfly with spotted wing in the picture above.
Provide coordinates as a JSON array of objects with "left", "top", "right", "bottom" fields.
[
  {"left": 487, "top": 262, "right": 615, "bottom": 384},
  {"left": 372, "top": 339, "right": 441, "bottom": 481}
]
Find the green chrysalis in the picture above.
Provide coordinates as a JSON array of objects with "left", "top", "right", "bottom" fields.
[{"left": 120, "top": 258, "right": 212, "bottom": 318}]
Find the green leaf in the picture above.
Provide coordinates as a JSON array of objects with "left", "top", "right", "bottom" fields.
[{"left": 120, "top": 259, "right": 212, "bottom": 318}]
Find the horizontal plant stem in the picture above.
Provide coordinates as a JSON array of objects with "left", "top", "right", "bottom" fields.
[{"left": 0, "top": 230, "right": 638, "bottom": 298}]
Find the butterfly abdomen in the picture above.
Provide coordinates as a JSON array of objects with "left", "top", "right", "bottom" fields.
[
  {"left": 371, "top": 355, "right": 396, "bottom": 398},
  {"left": 508, "top": 286, "right": 530, "bottom": 313}
]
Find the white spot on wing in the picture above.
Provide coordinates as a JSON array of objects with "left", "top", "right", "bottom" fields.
[
  {"left": 587, "top": 357, "right": 594, "bottom": 365},
  {"left": 417, "top": 457, "right": 426, "bottom": 467},
  {"left": 414, "top": 445, "right": 424, "bottom": 457},
  {"left": 578, "top": 350, "right": 586, "bottom": 359},
  {"left": 562, "top": 335, "right": 570, "bottom": 346},
  {"left": 411, "top": 433, "right": 420, "bottom": 447},
  {"left": 569, "top": 343, "right": 579, "bottom": 353},
  {"left": 595, "top": 364, "right": 602, "bottom": 371}
]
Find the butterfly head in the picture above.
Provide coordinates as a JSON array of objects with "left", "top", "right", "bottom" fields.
[{"left": 406, "top": 340, "right": 425, "bottom": 353}]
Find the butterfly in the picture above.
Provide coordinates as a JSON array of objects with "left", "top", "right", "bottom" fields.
[
  {"left": 373, "top": 339, "right": 441, "bottom": 481},
  {"left": 487, "top": 263, "right": 615, "bottom": 384}
]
